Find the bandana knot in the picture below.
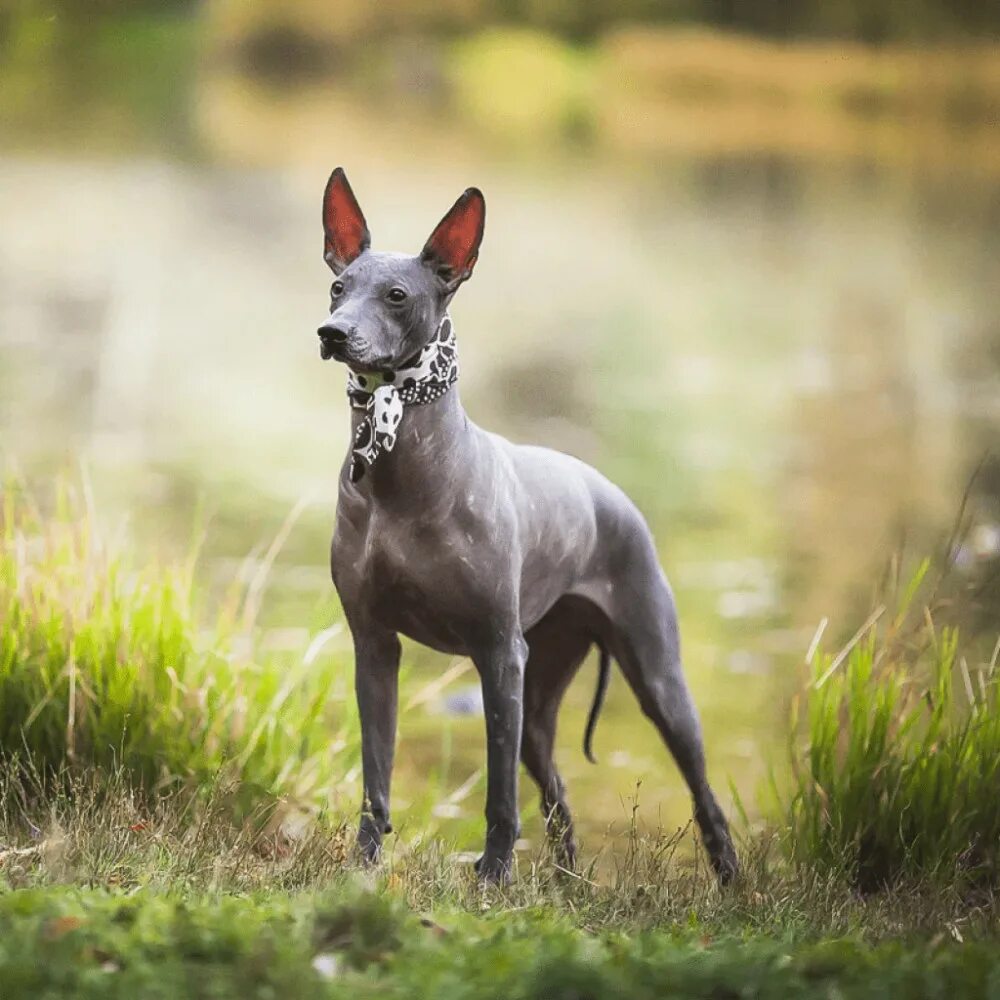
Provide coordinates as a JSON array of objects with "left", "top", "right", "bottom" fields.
[{"left": 346, "top": 315, "right": 458, "bottom": 482}]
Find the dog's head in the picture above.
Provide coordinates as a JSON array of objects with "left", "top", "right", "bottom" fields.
[{"left": 316, "top": 168, "right": 485, "bottom": 374}]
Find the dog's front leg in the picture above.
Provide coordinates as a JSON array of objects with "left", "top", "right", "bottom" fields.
[
  {"left": 353, "top": 626, "right": 402, "bottom": 864},
  {"left": 473, "top": 631, "right": 528, "bottom": 885}
]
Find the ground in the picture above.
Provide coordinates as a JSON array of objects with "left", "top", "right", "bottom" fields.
[{"left": 1, "top": 775, "right": 998, "bottom": 999}]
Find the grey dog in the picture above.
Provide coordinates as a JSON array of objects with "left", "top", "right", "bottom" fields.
[{"left": 317, "top": 168, "right": 738, "bottom": 885}]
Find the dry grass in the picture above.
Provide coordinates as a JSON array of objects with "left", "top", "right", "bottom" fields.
[{"left": 0, "top": 764, "right": 996, "bottom": 944}]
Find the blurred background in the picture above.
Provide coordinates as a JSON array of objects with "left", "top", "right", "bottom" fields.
[{"left": 1, "top": 0, "right": 999, "bottom": 846}]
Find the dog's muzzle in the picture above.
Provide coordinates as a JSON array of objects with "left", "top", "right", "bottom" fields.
[{"left": 317, "top": 322, "right": 348, "bottom": 361}]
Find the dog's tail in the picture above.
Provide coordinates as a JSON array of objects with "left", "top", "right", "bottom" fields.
[{"left": 583, "top": 644, "right": 611, "bottom": 764}]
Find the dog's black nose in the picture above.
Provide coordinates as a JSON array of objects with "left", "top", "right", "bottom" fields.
[
  {"left": 317, "top": 323, "right": 348, "bottom": 360},
  {"left": 318, "top": 323, "right": 348, "bottom": 343}
]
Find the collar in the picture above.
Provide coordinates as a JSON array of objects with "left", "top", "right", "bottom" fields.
[{"left": 345, "top": 315, "right": 458, "bottom": 482}]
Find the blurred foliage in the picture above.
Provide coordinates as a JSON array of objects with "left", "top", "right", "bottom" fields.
[
  {"left": 199, "top": 0, "right": 1000, "bottom": 61},
  {"left": 3, "top": 0, "right": 997, "bottom": 168},
  {"left": 0, "top": 3, "right": 199, "bottom": 149},
  {"left": 192, "top": 0, "right": 991, "bottom": 42},
  {"left": 448, "top": 28, "right": 593, "bottom": 142},
  {"left": 1, "top": 0, "right": 997, "bottom": 55}
]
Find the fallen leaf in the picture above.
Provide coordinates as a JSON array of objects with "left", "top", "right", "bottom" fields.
[
  {"left": 44, "top": 916, "right": 83, "bottom": 940},
  {"left": 420, "top": 916, "right": 449, "bottom": 938}
]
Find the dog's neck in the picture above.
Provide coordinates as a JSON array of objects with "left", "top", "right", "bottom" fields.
[
  {"left": 347, "top": 386, "right": 469, "bottom": 508},
  {"left": 343, "top": 314, "right": 468, "bottom": 504},
  {"left": 344, "top": 315, "right": 460, "bottom": 484}
]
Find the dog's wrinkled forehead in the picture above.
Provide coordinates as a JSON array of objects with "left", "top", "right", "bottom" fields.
[{"left": 337, "top": 251, "right": 437, "bottom": 297}]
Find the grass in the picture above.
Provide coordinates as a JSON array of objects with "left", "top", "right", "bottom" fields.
[
  {"left": 2, "top": 887, "right": 999, "bottom": 999},
  {"left": 784, "top": 558, "right": 1000, "bottom": 891},
  {"left": 0, "top": 767, "right": 997, "bottom": 998},
  {"left": 2, "top": 479, "right": 1000, "bottom": 995},
  {"left": 0, "top": 761, "right": 993, "bottom": 936},
  {"left": 0, "top": 479, "right": 358, "bottom": 816}
]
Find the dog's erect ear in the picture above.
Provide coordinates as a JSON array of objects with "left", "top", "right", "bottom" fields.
[
  {"left": 420, "top": 188, "right": 485, "bottom": 291},
  {"left": 322, "top": 167, "right": 371, "bottom": 273}
]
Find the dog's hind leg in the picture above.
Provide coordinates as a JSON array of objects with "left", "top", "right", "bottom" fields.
[
  {"left": 609, "top": 574, "right": 739, "bottom": 884},
  {"left": 521, "top": 602, "right": 594, "bottom": 870}
]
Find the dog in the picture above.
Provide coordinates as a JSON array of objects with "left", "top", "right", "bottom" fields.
[{"left": 317, "top": 168, "right": 738, "bottom": 885}]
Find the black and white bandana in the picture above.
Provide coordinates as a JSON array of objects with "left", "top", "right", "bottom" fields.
[{"left": 345, "top": 315, "right": 459, "bottom": 482}]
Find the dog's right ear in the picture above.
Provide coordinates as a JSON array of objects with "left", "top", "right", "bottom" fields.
[{"left": 322, "top": 167, "right": 371, "bottom": 273}]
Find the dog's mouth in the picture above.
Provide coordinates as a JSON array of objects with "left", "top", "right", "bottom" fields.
[
  {"left": 318, "top": 339, "right": 393, "bottom": 375},
  {"left": 348, "top": 360, "right": 394, "bottom": 378},
  {"left": 319, "top": 339, "right": 342, "bottom": 362}
]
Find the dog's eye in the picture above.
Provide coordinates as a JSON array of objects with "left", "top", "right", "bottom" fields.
[
  {"left": 386, "top": 287, "right": 407, "bottom": 304},
  {"left": 331, "top": 281, "right": 345, "bottom": 298}
]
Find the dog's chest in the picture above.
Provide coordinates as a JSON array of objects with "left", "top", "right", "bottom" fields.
[{"left": 339, "top": 511, "right": 489, "bottom": 654}]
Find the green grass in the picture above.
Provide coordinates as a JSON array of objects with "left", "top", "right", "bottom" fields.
[
  {"left": 2, "top": 885, "right": 1000, "bottom": 1000},
  {"left": 0, "top": 480, "right": 357, "bottom": 815},
  {"left": 784, "top": 559, "right": 1000, "bottom": 890}
]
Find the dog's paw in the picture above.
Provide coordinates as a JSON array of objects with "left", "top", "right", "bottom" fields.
[
  {"left": 356, "top": 831, "right": 383, "bottom": 867},
  {"left": 711, "top": 844, "right": 740, "bottom": 887},
  {"left": 553, "top": 840, "right": 578, "bottom": 874},
  {"left": 356, "top": 814, "right": 392, "bottom": 867},
  {"left": 474, "top": 853, "right": 513, "bottom": 886}
]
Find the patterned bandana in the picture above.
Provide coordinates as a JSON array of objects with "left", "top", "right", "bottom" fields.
[{"left": 345, "top": 315, "right": 459, "bottom": 483}]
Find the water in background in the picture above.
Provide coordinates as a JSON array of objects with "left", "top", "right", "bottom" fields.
[{"left": 2, "top": 12, "right": 999, "bottom": 848}]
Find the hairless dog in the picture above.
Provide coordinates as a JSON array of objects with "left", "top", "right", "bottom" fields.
[{"left": 317, "top": 168, "right": 738, "bottom": 885}]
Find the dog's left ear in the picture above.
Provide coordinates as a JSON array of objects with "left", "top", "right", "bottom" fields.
[
  {"left": 323, "top": 167, "right": 371, "bottom": 273},
  {"left": 420, "top": 188, "right": 485, "bottom": 292}
]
